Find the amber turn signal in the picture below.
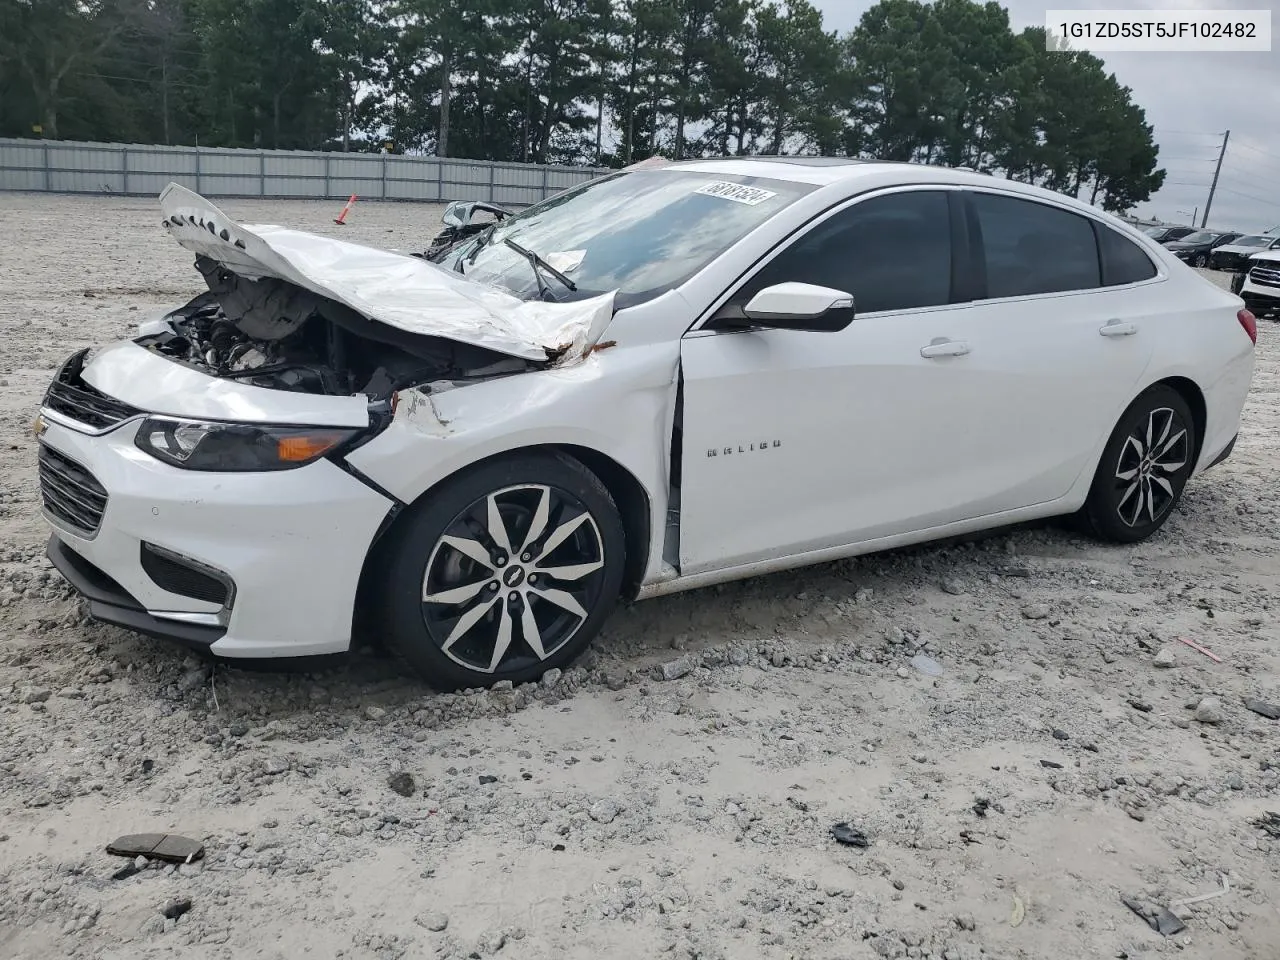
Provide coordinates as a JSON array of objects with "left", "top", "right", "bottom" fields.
[{"left": 277, "top": 432, "right": 349, "bottom": 462}]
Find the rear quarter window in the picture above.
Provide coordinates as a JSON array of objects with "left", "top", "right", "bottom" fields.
[{"left": 1098, "top": 226, "right": 1158, "bottom": 286}]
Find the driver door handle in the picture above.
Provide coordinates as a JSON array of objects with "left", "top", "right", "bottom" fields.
[
  {"left": 1099, "top": 319, "right": 1138, "bottom": 337},
  {"left": 920, "top": 337, "right": 970, "bottom": 359}
]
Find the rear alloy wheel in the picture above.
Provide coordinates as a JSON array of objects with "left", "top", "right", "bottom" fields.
[
  {"left": 380, "top": 453, "right": 625, "bottom": 689},
  {"left": 1080, "top": 385, "right": 1196, "bottom": 543}
]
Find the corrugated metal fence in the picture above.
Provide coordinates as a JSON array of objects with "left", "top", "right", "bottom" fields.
[{"left": 0, "top": 138, "right": 612, "bottom": 205}]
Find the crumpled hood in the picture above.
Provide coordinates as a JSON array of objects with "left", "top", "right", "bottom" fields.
[{"left": 158, "top": 183, "right": 615, "bottom": 362}]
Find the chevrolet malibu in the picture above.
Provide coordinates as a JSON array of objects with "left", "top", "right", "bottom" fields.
[{"left": 37, "top": 159, "right": 1256, "bottom": 689}]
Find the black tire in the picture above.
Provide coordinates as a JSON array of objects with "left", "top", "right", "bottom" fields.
[
  {"left": 1194, "top": 254, "right": 1208, "bottom": 268},
  {"left": 379, "top": 452, "right": 625, "bottom": 690},
  {"left": 1079, "top": 385, "right": 1196, "bottom": 543}
]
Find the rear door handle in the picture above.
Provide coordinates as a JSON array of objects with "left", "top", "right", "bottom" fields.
[
  {"left": 920, "top": 338, "right": 970, "bottom": 359},
  {"left": 1099, "top": 319, "right": 1138, "bottom": 337}
]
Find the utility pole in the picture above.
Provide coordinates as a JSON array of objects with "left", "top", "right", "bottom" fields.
[{"left": 1202, "top": 130, "right": 1229, "bottom": 228}]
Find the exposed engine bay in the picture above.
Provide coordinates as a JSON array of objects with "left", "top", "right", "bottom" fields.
[{"left": 138, "top": 255, "right": 539, "bottom": 399}]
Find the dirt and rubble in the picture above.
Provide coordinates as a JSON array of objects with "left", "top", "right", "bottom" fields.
[{"left": 1, "top": 193, "right": 1277, "bottom": 960}]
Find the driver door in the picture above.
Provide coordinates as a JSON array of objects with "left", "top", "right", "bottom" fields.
[{"left": 676, "top": 188, "right": 975, "bottom": 575}]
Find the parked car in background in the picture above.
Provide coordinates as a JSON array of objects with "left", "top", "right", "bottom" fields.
[
  {"left": 1209, "top": 234, "right": 1280, "bottom": 272},
  {"left": 1140, "top": 225, "right": 1197, "bottom": 244},
  {"left": 1164, "top": 230, "right": 1242, "bottom": 267},
  {"left": 36, "top": 163, "right": 1256, "bottom": 690},
  {"left": 1239, "top": 249, "right": 1280, "bottom": 319}
]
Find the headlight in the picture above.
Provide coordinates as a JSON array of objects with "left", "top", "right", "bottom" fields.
[{"left": 135, "top": 417, "right": 361, "bottom": 471}]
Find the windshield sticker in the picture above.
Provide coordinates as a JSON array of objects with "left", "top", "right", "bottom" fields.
[
  {"left": 545, "top": 249, "right": 586, "bottom": 273},
  {"left": 694, "top": 181, "right": 778, "bottom": 206}
]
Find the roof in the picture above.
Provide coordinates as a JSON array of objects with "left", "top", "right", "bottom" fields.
[
  {"left": 660, "top": 156, "right": 1004, "bottom": 188},
  {"left": 699, "top": 156, "right": 870, "bottom": 167},
  {"left": 667, "top": 156, "right": 889, "bottom": 185},
  {"left": 654, "top": 157, "right": 1152, "bottom": 234}
]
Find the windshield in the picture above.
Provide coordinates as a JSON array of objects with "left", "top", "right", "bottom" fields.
[
  {"left": 1234, "top": 235, "right": 1271, "bottom": 247},
  {"left": 449, "top": 170, "right": 815, "bottom": 306},
  {"left": 1178, "top": 231, "right": 1218, "bottom": 244},
  {"left": 1141, "top": 226, "right": 1167, "bottom": 237}
]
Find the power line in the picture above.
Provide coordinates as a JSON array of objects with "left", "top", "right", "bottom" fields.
[
  {"left": 1213, "top": 185, "right": 1280, "bottom": 210},
  {"left": 78, "top": 72, "right": 211, "bottom": 92},
  {"left": 1222, "top": 171, "right": 1280, "bottom": 190},
  {"left": 1222, "top": 156, "right": 1280, "bottom": 179},
  {"left": 1232, "top": 140, "right": 1280, "bottom": 163}
]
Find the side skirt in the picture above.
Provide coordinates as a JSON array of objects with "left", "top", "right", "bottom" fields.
[{"left": 634, "top": 499, "right": 1070, "bottom": 600}]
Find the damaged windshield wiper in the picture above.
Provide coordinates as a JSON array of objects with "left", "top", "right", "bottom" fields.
[
  {"left": 502, "top": 237, "right": 578, "bottom": 298},
  {"left": 455, "top": 223, "right": 499, "bottom": 273}
]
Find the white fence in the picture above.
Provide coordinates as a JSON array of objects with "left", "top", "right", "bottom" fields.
[{"left": 0, "top": 138, "right": 612, "bottom": 205}]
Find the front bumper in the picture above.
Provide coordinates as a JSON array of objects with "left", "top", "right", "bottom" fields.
[
  {"left": 40, "top": 414, "right": 395, "bottom": 658},
  {"left": 47, "top": 535, "right": 225, "bottom": 650},
  {"left": 1241, "top": 274, "right": 1280, "bottom": 318}
]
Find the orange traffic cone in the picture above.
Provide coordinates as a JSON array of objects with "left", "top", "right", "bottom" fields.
[{"left": 334, "top": 194, "right": 357, "bottom": 225}]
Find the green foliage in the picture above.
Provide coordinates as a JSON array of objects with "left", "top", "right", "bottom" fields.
[{"left": 0, "top": 0, "right": 1165, "bottom": 209}]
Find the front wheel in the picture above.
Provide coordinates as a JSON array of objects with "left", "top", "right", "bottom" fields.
[
  {"left": 1194, "top": 254, "right": 1208, "bottom": 268},
  {"left": 379, "top": 452, "right": 626, "bottom": 690},
  {"left": 1079, "top": 385, "right": 1196, "bottom": 543}
]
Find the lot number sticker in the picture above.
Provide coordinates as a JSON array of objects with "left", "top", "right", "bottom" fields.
[{"left": 694, "top": 181, "right": 778, "bottom": 206}]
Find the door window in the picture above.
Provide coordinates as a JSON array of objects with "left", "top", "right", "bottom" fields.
[
  {"left": 971, "top": 192, "right": 1101, "bottom": 297},
  {"left": 743, "top": 190, "right": 953, "bottom": 314}
]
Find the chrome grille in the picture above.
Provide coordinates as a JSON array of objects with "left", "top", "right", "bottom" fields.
[
  {"left": 38, "top": 444, "right": 108, "bottom": 536},
  {"left": 44, "top": 349, "right": 142, "bottom": 430},
  {"left": 1249, "top": 265, "right": 1280, "bottom": 288}
]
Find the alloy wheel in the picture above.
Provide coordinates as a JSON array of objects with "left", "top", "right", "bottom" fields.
[
  {"left": 420, "top": 484, "right": 607, "bottom": 674},
  {"left": 1113, "top": 406, "right": 1188, "bottom": 528}
]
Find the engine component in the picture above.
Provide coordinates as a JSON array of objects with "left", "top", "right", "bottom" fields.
[{"left": 137, "top": 261, "right": 542, "bottom": 399}]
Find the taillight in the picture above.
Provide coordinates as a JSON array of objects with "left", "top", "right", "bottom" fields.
[{"left": 1238, "top": 308, "right": 1257, "bottom": 345}]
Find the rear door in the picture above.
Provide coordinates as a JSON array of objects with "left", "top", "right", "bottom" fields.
[{"left": 937, "top": 190, "right": 1159, "bottom": 509}]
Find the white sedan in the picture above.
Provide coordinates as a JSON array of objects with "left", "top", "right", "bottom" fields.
[{"left": 37, "top": 160, "right": 1256, "bottom": 689}]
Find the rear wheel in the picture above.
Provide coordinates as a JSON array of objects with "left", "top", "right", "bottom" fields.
[
  {"left": 380, "top": 452, "right": 625, "bottom": 690},
  {"left": 1079, "top": 386, "right": 1196, "bottom": 543}
]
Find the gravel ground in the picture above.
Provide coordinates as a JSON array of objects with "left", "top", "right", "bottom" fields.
[{"left": 1, "top": 193, "right": 1278, "bottom": 960}]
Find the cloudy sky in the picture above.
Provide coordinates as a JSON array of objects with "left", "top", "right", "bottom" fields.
[{"left": 814, "top": 0, "right": 1280, "bottom": 233}]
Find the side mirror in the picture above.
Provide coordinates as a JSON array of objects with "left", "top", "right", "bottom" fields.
[
  {"left": 441, "top": 201, "right": 467, "bottom": 228},
  {"left": 739, "top": 282, "right": 855, "bottom": 332},
  {"left": 442, "top": 200, "right": 510, "bottom": 230}
]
